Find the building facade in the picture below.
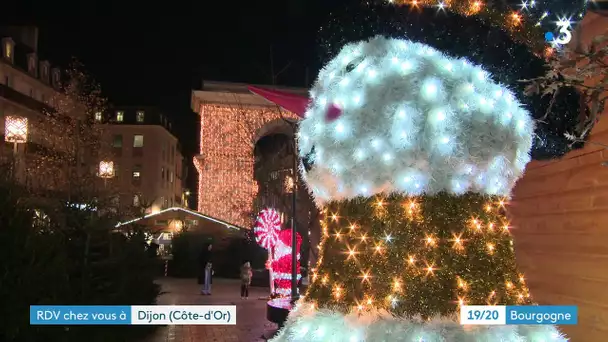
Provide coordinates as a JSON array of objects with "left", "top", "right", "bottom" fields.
[
  {"left": 0, "top": 26, "right": 77, "bottom": 193},
  {"left": 97, "top": 106, "right": 187, "bottom": 214}
]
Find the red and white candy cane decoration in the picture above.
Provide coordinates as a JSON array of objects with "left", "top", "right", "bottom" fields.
[{"left": 254, "top": 208, "right": 281, "bottom": 250}]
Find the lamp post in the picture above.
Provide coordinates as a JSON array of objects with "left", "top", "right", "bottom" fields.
[
  {"left": 4, "top": 116, "right": 29, "bottom": 181},
  {"left": 98, "top": 160, "right": 115, "bottom": 256},
  {"left": 290, "top": 125, "right": 298, "bottom": 303}
]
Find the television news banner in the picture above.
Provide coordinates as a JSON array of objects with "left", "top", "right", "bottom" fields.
[{"left": 30, "top": 304, "right": 577, "bottom": 327}]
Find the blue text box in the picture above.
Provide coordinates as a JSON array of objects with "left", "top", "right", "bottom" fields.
[
  {"left": 30, "top": 306, "right": 131, "bottom": 325},
  {"left": 506, "top": 305, "right": 577, "bottom": 325}
]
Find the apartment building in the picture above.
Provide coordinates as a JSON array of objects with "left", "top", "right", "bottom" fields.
[
  {"left": 0, "top": 26, "right": 72, "bottom": 191},
  {"left": 98, "top": 106, "right": 186, "bottom": 213}
]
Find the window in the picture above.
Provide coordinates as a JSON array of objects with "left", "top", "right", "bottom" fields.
[
  {"left": 136, "top": 111, "right": 145, "bottom": 122},
  {"left": 112, "top": 134, "right": 123, "bottom": 147},
  {"left": 4, "top": 41, "right": 12, "bottom": 59},
  {"left": 132, "top": 164, "right": 142, "bottom": 180},
  {"left": 52, "top": 69, "right": 60, "bottom": 87},
  {"left": 94, "top": 112, "right": 102, "bottom": 122},
  {"left": 133, "top": 135, "right": 144, "bottom": 147},
  {"left": 170, "top": 170, "right": 174, "bottom": 183},
  {"left": 28, "top": 56, "right": 37, "bottom": 75},
  {"left": 116, "top": 111, "right": 124, "bottom": 122},
  {"left": 161, "top": 167, "right": 165, "bottom": 181},
  {"left": 285, "top": 175, "right": 294, "bottom": 193},
  {"left": 41, "top": 64, "right": 48, "bottom": 82},
  {"left": 133, "top": 195, "right": 140, "bottom": 207}
]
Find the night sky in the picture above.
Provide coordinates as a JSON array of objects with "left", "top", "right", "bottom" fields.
[{"left": 7, "top": 0, "right": 349, "bottom": 190}]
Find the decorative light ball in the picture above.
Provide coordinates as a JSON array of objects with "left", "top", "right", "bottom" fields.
[
  {"left": 253, "top": 208, "right": 282, "bottom": 249},
  {"left": 299, "top": 36, "right": 535, "bottom": 204}
]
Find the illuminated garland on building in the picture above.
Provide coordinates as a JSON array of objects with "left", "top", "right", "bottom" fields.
[{"left": 195, "top": 104, "right": 298, "bottom": 228}]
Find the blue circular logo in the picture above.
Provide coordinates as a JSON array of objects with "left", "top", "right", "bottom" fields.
[{"left": 545, "top": 32, "right": 554, "bottom": 42}]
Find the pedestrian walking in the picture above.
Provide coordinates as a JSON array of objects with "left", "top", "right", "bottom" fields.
[
  {"left": 240, "top": 261, "right": 253, "bottom": 299},
  {"left": 198, "top": 243, "right": 213, "bottom": 295}
]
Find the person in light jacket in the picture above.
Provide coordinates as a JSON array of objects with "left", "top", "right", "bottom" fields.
[{"left": 240, "top": 261, "right": 253, "bottom": 299}]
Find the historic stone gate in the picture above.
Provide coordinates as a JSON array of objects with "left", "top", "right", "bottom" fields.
[{"left": 191, "top": 81, "right": 306, "bottom": 228}]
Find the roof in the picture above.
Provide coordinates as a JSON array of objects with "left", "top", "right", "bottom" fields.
[
  {"left": 115, "top": 206, "right": 243, "bottom": 230},
  {"left": 191, "top": 80, "right": 308, "bottom": 112}
]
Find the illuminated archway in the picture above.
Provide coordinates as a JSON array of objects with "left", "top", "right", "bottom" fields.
[{"left": 191, "top": 82, "right": 305, "bottom": 228}]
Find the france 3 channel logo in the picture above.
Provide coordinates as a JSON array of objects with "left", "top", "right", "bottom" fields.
[{"left": 460, "top": 305, "right": 578, "bottom": 326}]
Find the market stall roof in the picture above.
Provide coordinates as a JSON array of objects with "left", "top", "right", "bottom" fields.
[{"left": 115, "top": 206, "right": 242, "bottom": 231}]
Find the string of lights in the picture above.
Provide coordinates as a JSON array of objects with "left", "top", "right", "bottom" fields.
[
  {"left": 385, "top": 0, "right": 588, "bottom": 51},
  {"left": 305, "top": 193, "right": 530, "bottom": 318},
  {"left": 195, "top": 103, "right": 298, "bottom": 228}
]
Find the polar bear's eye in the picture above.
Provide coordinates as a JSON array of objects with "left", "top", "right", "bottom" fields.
[
  {"left": 345, "top": 56, "right": 365, "bottom": 73},
  {"left": 302, "top": 146, "right": 316, "bottom": 172}
]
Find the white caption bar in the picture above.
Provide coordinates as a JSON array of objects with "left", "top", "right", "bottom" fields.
[{"left": 131, "top": 305, "right": 236, "bottom": 325}]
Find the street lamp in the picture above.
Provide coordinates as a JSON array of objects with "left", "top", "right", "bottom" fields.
[
  {"left": 4, "top": 116, "right": 29, "bottom": 179},
  {"left": 98, "top": 160, "right": 114, "bottom": 187},
  {"left": 289, "top": 124, "right": 298, "bottom": 303}
]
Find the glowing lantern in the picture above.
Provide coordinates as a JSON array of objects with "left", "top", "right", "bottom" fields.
[
  {"left": 98, "top": 161, "right": 115, "bottom": 179},
  {"left": 4, "top": 116, "right": 28, "bottom": 144}
]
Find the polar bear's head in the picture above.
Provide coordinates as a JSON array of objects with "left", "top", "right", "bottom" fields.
[{"left": 297, "top": 36, "right": 534, "bottom": 204}]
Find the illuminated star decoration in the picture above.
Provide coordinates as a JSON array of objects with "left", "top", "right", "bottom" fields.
[{"left": 253, "top": 208, "right": 282, "bottom": 250}]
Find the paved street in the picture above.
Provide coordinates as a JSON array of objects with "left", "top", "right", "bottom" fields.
[{"left": 146, "top": 278, "right": 279, "bottom": 342}]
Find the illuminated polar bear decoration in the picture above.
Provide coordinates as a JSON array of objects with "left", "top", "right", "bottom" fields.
[{"left": 298, "top": 36, "right": 534, "bottom": 203}]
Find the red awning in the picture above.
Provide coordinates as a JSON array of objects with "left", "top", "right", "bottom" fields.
[{"left": 248, "top": 86, "right": 309, "bottom": 118}]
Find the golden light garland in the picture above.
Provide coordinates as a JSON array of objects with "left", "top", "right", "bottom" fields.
[
  {"left": 194, "top": 104, "right": 297, "bottom": 228},
  {"left": 306, "top": 192, "right": 533, "bottom": 318},
  {"left": 389, "top": 0, "right": 547, "bottom": 53}
]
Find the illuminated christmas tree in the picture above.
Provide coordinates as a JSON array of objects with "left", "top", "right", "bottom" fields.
[{"left": 263, "top": 1, "right": 592, "bottom": 340}]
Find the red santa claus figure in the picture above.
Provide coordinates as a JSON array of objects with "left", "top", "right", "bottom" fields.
[{"left": 271, "top": 229, "right": 302, "bottom": 297}]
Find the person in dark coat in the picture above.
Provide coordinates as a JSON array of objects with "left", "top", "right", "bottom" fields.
[{"left": 198, "top": 243, "right": 213, "bottom": 295}]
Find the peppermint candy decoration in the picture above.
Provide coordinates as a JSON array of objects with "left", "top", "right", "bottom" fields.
[{"left": 254, "top": 208, "right": 281, "bottom": 249}]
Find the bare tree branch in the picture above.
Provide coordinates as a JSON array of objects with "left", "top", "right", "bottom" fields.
[{"left": 521, "top": 32, "right": 608, "bottom": 141}]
